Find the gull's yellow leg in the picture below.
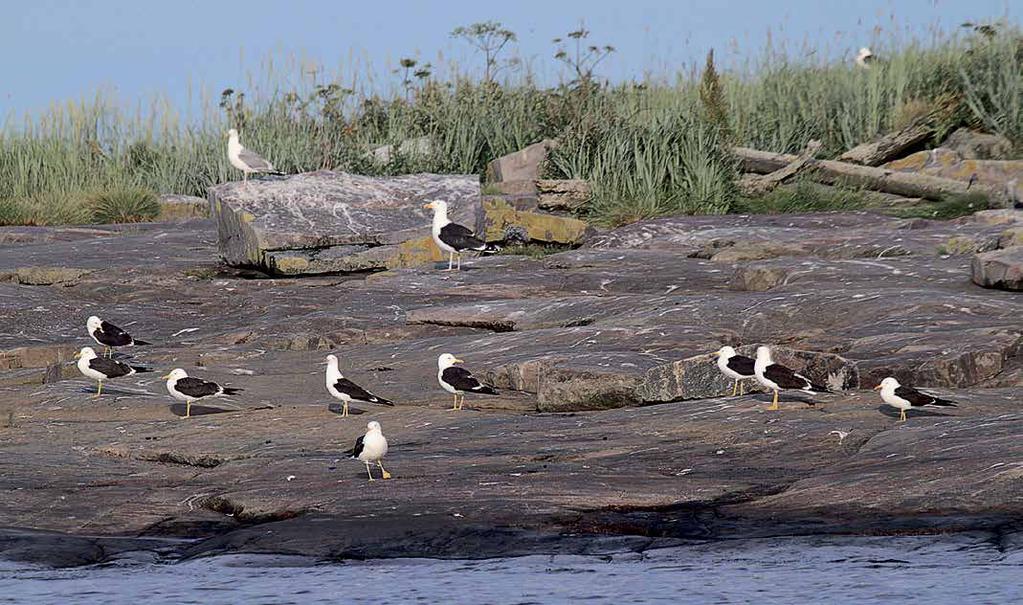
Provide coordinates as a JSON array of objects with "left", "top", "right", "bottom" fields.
[
  {"left": 731, "top": 381, "right": 738, "bottom": 397},
  {"left": 185, "top": 400, "right": 192, "bottom": 418},
  {"left": 458, "top": 394, "right": 465, "bottom": 410},
  {"left": 740, "top": 381, "right": 745, "bottom": 396},
  {"left": 93, "top": 381, "right": 103, "bottom": 399},
  {"left": 366, "top": 462, "right": 375, "bottom": 481},
  {"left": 452, "top": 394, "right": 458, "bottom": 410},
  {"left": 378, "top": 461, "right": 392, "bottom": 480},
  {"left": 768, "top": 390, "right": 780, "bottom": 411},
  {"left": 342, "top": 401, "right": 349, "bottom": 417},
  {"left": 900, "top": 409, "right": 907, "bottom": 422},
  {"left": 457, "top": 254, "right": 462, "bottom": 271}
]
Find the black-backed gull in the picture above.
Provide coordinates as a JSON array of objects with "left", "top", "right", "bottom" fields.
[
  {"left": 324, "top": 354, "right": 394, "bottom": 417},
  {"left": 437, "top": 353, "right": 496, "bottom": 410}
]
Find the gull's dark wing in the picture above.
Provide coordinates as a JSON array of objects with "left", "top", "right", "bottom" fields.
[
  {"left": 439, "top": 222, "right": 486, "bottom": 252},
  {"left": 88, "top": 356, "right": 133, "bottom": 378},
  {"left": 895, "top": 385, "right": 956, "bottom": 407},
  {"left": 334, "top": 377, "right": 393, "bottom": 405},
  {"left": 174, "top": 377, "right": 222, "bottom": 399},
  {"left": 97, "top": 320, "right": 134, "bottom": 347},
  {"left": 442, "top": 366, "right": 496, "bottom": 394},
  {"left": 727, "top": 355, "right": 756, "bottom": 377}
]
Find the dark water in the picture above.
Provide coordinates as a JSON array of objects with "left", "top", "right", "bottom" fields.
[{"left": 2, "top": 534, "right": 1020, "bottom": 604}]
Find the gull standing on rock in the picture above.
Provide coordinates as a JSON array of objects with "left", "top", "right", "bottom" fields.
[
  {"left": 348, "top": 420, "right": 391, "bottom": 481},
  {"left": 74, "top": 347, "right": 151, "bottom": 398},
  {"left": 754, "top": 346, "right": 829, "bottom": 410},
  {"left": 437, "top": 353, "right": 496, "bottom": 410},
  {"left": 324, "top": 354, "right": 394, "bottom": 417},
  {"left": 87, "top": 315, "right": 150, "bottom": 358},
  {"left": 875, "top": 377, "right": 957, "bottom": 422},
  {"left": 423, "top": 199, "right": 497, "bottom": 271},
  {"left": 712, "top": 346, "right": 757, "bottom": 396},
  {"left": 226, "top": 128, "right": 283, "bottom": 182},
  {"left": 163, "top": 368, "right": 242, "bottom": 418}
]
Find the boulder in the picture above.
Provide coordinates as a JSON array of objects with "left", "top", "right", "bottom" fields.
[
  {"left": 486, "top": 139, "right": 556, "bottom": 182},
  {"left": 972, "top": 246, "right": 1023, "bottom": 291},
  {"left": 157, "top": 194, "right": 209, "bottom": 221},
  {"left": 639, "top": 346, "right": 859, "bottom": 403},
  {"left": 885, "top": 148, "right": 1023, "bottom": 201},
  {"left": 367, "top": 136, "right": 432, "bottom": 164},
  {"left": 536, "top": 179, "right": 591, "bottom": 212},
  {"left": 943, "top": 128, "right": 1014, "bottom": 160},
  {"left": 937, "top": 235, "right": 999, "bottom": 256},
  {"left": 209, "top": 171, "right": 482, "bottom": 274},
  {"left": 729, "top": 264, "right": 789, "bottom": 291},
  {"left": 482, "top": 198, "right": 592, "bottom": 245}
]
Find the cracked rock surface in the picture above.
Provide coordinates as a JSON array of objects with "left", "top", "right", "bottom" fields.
[{"left": 1, "top": 210, "right": 1021, "bottom": 565}]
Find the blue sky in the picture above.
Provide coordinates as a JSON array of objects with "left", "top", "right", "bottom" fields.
[{"left": 0, "top": 0, "right": 1015, "bottom": 118}]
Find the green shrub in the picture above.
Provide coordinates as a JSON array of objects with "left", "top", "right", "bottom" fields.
[
  {"left": 734, "top": 180, "right": 870, "bottom": 214},
  {"left": 87, "top": 187, "right": 160, "bottom": 223}
]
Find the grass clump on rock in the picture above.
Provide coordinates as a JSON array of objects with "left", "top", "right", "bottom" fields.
[{"left": 87, "top": 187, "right": 160, "bottom": 223}]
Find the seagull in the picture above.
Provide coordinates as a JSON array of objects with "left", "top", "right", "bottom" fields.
[
  {"left": 347, "top": 420, "right": 391, "bottom": 481},
  {"left": 87, "top": 316, "right": 150, "bottom": 358},
  {"left": 162, "top": 368, "right": 242, "bottom": 418},
  {"left": 74, "top": 346, "right": 151, "bottom": 398},
  {"left": 753, "top": 346, "right": 829, "bottom": 410},
  {"left": 855, "top": 47, "right": 875, "bottom": 69},
  {"left": 226, "top": 128, "right": 283, "bottom": 182},
  {"left": 437, "top": 353, "right": 496, "bottom": 410},
  {"left": 712, "top": 346, "right": 756, "bottom": 396},
  {"left": 874, "top": 377, "right": 957, "bottom": 422},
  {"left": 423, "top": 199, "right": 498, "bottom": 271},
  {"left": 324, "top": 354, "right": 394, "bottom": 417}
]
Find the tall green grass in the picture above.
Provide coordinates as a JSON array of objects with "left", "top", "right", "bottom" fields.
[{"left": 1, "top": 23, "right": 1022, "bottom": 227}]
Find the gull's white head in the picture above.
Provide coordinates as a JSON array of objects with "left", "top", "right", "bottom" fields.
[
  {"left": 325, "top": 354, "right": 342, "bottom": 375},
  {"left": 438, "top": 353, "right": 463, "bottom": 369},
  {"left": 715, "top": 346, "right": 737, "bottom": 358},
  {"left": 74, "top": 346, "right": 97, "bottom": 360},
  {"left": 855, "top": 47, "right": 874, "bottom": 68},
  {"left": 162, "top": 368, "right": 188, "bottom": 381},
  {"left": 755, "top": 346, "right": 772, "bottom": 362},
  {"left": 367, "top": 420, "right": 382, "bottom": 433},
  {"left": 875, "top": 376, "right": 900, "bottom": 392},
  {"left": 423, "top": 199, "right": 448, "bottom": 213},
  {"left": 86, "top": 316, "right": 102, "bottom": 331}
]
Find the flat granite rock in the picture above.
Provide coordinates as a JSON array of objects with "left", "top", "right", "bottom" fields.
[
  {"left": 972, "top": 245, "right": 1023, "bottom": 291},
  {"left": 2, "top": 211, "right": 1023, "bottom": 565},
  {"left": 210, "top": 171, "right": 482, "bottom": 273}
]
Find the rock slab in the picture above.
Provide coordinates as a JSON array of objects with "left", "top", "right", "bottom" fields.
[
  {"left": 210, "top": 171, "right": 482, "bottom": 273},
  {"left": 972, "top": 246, "right": 1023, "bottom": 291}
]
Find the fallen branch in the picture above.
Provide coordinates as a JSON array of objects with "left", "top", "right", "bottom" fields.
[
  {"left": 734, "top": 146, "right": 1007, "bottom": 204},
  {"left": 738, "top": 140, "right": 822, "bottom": 197},
  {"left": 837, "top": 123, "right": 935, "bottom": 166}
]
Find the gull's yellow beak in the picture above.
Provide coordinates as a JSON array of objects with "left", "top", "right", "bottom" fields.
[
  {"left": 872, "top": 384, "right": 883, "bottom": 391},
  {"left": 711, "top": 351, "right": 720, "bottom": 357},
  {"left": 453, "top": 358, "right": 464, "bottom": 364},
  {"left": 423, "top": 201, "right": 437, "bottom": 209},
  {"left": 73, "top": 351, "right": 81, "bottom": 359},
  {"left": 161, "top": 373, "right": 172, "bottom": 380}
]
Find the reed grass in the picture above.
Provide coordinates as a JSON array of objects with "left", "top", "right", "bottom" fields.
[{"left": 1, "top": 23, "right": 1021, "bottom": 227}]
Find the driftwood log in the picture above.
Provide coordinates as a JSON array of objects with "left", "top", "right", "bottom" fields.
[
  {"left": 734, "top": 146, "right": 1007, "bottom": 204},
  {"left": 837, "top": 123, "right": 935, "bottom": 166},
  {"left": 738, "top": 140, "right": 822, "bottom": 196}
]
